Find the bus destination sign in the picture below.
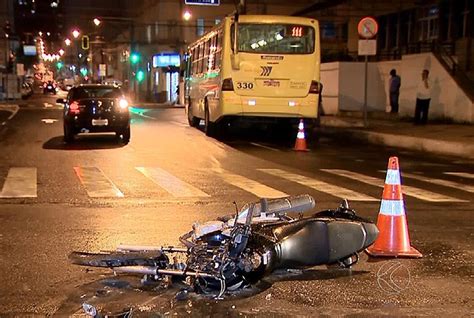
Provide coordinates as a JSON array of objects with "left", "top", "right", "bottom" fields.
[{"left": 185, "top": 0, "right": 220, "bottom": 5}]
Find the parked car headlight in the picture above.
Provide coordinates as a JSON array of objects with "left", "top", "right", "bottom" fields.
[{"left": 118, "top": 98, "right": 129, "bottom": 109}]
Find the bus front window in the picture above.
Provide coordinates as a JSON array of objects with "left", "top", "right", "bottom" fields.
[{"left": 237, "top": 23, "right": 315, "bottom": 54}]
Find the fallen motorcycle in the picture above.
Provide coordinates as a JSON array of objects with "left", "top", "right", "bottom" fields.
[{"left": 70, "top": 194, "right": 378, "bottom": 298}]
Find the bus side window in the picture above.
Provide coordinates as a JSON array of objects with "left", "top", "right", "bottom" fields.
[
  {"left": 209, "top": 35, "right": 216, "bottom": 71},
  {"left": 191, "top": 48, "right": 197, "bottom": 75},
  {"left": 204, "top": 38, "right": 211, "bottom": 73},
  {"left": 196, "top": 44, "right": 203, "bottom": 75},
  {"left": 215, "top": 30, "right": 222, "bottom": 70}
]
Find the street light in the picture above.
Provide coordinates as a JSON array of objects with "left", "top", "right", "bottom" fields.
[
  {"left": 93, "top": 18, "right": 101, "bottom": 26},
  {"left": 59, "top": 49, "right": 65, "bottom": 56},
  {"left": 64, "top": 38, "right": 71, "bottom": 46},
  {"left": 72, "top": 29, "right": 80, "bottom": 38},
  {"left": 183, "top": 10, "right": 192, "bottom": 21}
]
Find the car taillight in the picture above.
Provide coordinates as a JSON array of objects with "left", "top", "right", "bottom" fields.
[
  {"left": 222, "top": 78, "right": 234, "bottom": 91},
  {"left": 69, "top": 101, "right": 80, "bottom": 115},
  {"left": 309, "top": 81, "right": 322, "bottom": 94}
]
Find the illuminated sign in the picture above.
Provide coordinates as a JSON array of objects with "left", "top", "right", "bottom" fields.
[
  {"left": 23, "top": 45, "right": 37, "bottom": 56},
  {"left": 153, "top": 53, "right": 180, "bottom": 68},
  {"left": 185, "top": 0, "right": 219, "bottom": 5}
]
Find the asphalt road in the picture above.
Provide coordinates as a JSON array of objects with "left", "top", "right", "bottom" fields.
[{"left": 0, "top": 93, "right": 472, "bottom": 316}]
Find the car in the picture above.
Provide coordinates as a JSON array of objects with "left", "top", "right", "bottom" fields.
[
  {"left": 57, "top": 84, "right": 131, "bottom": 144},
  {"left": 43, "top": 80, "right": 58, "bottom": 94}
]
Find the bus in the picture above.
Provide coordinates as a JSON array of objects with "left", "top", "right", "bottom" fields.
[{"left": 184, "top": 14, "right": 321, "bottom": 138}]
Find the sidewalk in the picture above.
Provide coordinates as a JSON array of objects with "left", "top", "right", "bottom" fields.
[{"left": 318, "top": 113, "right": 474, "bottom": 160}]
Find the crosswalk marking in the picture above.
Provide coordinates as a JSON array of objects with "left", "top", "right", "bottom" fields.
[
  {"left": 214, "top": 168, "right": 288, "bottom": 198},
  {"left": 444, "top": 172, "right": 474, "bottom": 180},
  {"left": 0, "top": 167, "right": 37, "bottom": 198},
  {"left": 259, "top": 168, "right": 377, "bottom": 201},
  {"left": 136, "top": 167, "right": 210, "bottom": 197},
  {"left": 402, "top": 172, "right": 474, "bottom": 194},
  {"left": 74, "top": 167, "right": 124, "bottom": 198},
  {"left": 321, "top": 169, "right": 466, "bottom": 202}
]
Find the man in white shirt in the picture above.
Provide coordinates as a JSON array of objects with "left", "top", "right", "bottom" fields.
[{"left": 414, "top": 69, "right": 431, "bottom": 125}]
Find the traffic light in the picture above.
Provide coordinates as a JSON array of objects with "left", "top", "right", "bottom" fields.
[
  {"left": 80, "top": 67, "right": 88, "bottom": 76},
  {"left": 81, "top": 35, "right": 89, "bottom": 50},
  {"left": 56, "top": 61, "right": 63, "bottom": 69},
  {"left": 130, "top": 52, "right": 140, "bottom": 64},
  {"left": 136, "top": 70, "right": 145, "bottom": 82}
]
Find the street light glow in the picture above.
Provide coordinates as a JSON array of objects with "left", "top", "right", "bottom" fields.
[
  {"left": 93, "top": 18, "right": 101, "bottom": 26},
  {"left": 59, "top": 49, "right": 65, "bottom": 55},
  {"left": 72, "top": 29, "right": 80, "bottom": 38},
  {"left": 65, "top": 38, "right": 71, "bottom": 46},
  {"left": 183, "top": 10, "right": 192, "bottom": 21}
]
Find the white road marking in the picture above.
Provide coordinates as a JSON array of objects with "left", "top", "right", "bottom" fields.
[
  {"left": 444, "top": 172, "right": 474, "bottom": 180},
  {"left": 0, "top": 167, "right": 37, "bottom": 198},
  {"left": 250, "top": 143, "right": 280, "bottom": 152},
  {"left": 74, "top": 167, "right": 124, "bottom": 198},
  {"left": 402, "top": 172, "right": 474, "bottom": 194},
  {"left": 136, "top": 167, "right": 210, "bottom": 197},
  {"left": 321, "top": 169, "right": 466, "bottom": 202},
  {"left": 41, "top": 118, "right": 58, "bottom": 124},
  {"left": 259, "top": 168, "right": 377, "bottom": 201},
  {"left": 214, "top": 168, "right": 288, "bottom": 198},
  {"left": 43, "top": 102, "right": 53, "bottom": 108},
  {"left": 0, "top": 104, "right": 20, "bottom": 122}
]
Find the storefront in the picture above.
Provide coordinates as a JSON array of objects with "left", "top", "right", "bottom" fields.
[{"left": 152, "top": 52, "right": 180, "bottom": 103}]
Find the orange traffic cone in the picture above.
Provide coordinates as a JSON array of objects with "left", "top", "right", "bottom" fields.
[
  {"left": 294, "top": 119, "right": 309, "bottom": 152},
  {"left": 366, "top": 157, "right": 422, "bottom": 258}
]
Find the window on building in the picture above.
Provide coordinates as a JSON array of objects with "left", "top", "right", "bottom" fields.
[{"left": 197, "top": 19, "right": 205, "bottom": 37}]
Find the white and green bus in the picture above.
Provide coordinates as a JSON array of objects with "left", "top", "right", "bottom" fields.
[{"left": 184, "top": 14, "right": 321, "bottom": 137}]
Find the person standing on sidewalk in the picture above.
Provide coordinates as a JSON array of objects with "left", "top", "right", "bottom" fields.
[
  {"left": 389, "top": 69, "right": 401, "bottom": 113},
  {"left": 414, "top": 69, "right": 432, "bottom": 125}
]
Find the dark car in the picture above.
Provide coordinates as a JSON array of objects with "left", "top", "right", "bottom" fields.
[
  {"left": 57, "top": 84, "right": 131, "bottom": 144},
  {"left": 43, "top": 80, "right": 58, "bottom": 94}
]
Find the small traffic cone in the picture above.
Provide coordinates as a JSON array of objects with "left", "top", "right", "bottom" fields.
[
  {"left": 294, "top": 119, "right": 309, "bottom": 152},
  {"left": 366, "top": 157, "right": 422, "bottom": 258}
]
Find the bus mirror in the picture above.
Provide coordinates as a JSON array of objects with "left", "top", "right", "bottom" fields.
[{"left": 231, "top": 53, "right": 241, "bottom": 70}]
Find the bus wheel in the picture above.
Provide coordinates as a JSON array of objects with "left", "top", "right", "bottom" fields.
[
  {"left": 204, "top": 106, "right": 216, "bottom": 137},
  {"left": 187, "top": 98, "right": 200, "bottom": 127}
]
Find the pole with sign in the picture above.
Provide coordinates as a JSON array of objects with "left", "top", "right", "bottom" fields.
[{"left": 357, "top": 17, "right": 378, "bottom": 127}]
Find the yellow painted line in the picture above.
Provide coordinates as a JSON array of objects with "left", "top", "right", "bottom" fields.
[
  {"left": 215, "top": 168, "right": 288, "bottom": 199},
  {"left": 136, "top": 167, "right": 210, "bottom": 197},
  {"left": 74, "top": 167, "right": 124, "bottom": 198},
  {"left": 321, "top": 169, "right": 467, "bottom": 202},
  {"left": 260, "top": 168, "right": 377, "bottom": 201},
  {"left": 0, "top": 167, "right": 37, "bottom": 198}
]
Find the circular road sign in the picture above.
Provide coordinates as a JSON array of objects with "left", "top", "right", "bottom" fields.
[{"left": 358, "top": 17, "right": 378, "bottom": 38}]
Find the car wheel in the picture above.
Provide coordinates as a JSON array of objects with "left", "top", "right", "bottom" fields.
[
  {"left": 64, "top": 124, "right": 74, "bottom": 143},
  {"left": 118, "top": 126, "right": 131, "bottom": 144},
  {"left": 187, "top": 98, "right": 200, "bottom": 127}
]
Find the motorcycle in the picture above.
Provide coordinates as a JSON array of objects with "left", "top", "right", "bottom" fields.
[{"left": 70, "top": 194, "right": 378, "bottom": 298}]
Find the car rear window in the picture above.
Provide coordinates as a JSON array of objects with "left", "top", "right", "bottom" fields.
[{"left": 72, "top": 87, "right": 122, "bottom": 99}]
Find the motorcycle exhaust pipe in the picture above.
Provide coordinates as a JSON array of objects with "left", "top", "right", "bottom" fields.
[{"left": 242, "top": 194, "right": 316, "bottom": 218}]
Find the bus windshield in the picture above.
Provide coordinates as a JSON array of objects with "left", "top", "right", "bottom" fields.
[{"left": 237, "top": 23, "right": 315, "bottom": 54}]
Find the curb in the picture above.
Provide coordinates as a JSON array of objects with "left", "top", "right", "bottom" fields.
[
  {"left": 132, "top": 103, "right": 185, "bottom": 109},
  {"left": 318, "top": 126, "right": 474, "bottom": 160}
]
